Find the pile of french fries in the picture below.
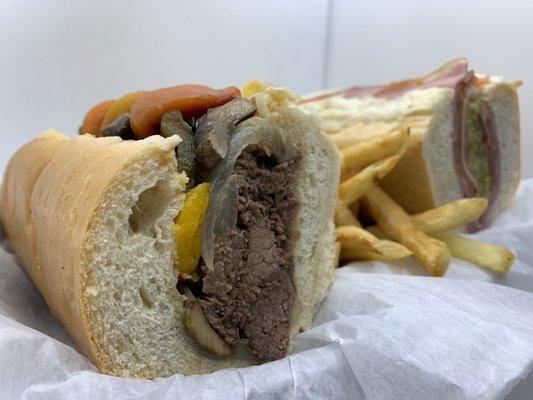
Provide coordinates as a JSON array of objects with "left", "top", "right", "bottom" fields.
[{"left": 333, "top": 127, "right": 515, "bottom": 277}]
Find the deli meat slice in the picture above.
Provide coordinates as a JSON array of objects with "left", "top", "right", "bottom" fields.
[
  {"left": 468, "top": 101, "right": 500, "bottom": 231},
  {"left": 301, "top": 59, "right": 469, "bottom": 103}
]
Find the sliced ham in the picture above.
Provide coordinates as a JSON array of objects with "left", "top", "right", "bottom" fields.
[
  {"left": 467, "top": 101, "right": 500, "bottom": 231},
  {"left": 301, "top": 59, "right": 470, "bottom": 103}
]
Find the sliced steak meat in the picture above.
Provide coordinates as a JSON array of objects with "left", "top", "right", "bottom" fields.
[{"left": 200, "top": 146, "right": 300, "bottom": 362}]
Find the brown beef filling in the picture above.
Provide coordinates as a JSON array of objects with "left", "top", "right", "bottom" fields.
[{"left": 199, "top": 146, "right": 299, "bottom": 362}]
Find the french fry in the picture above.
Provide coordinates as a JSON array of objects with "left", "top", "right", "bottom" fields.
[
  {"left": 338, "top": 154, "right": 401, "bottom": 204},
  {"left": 336, "top": 225, "right": 412, "bottom": 261},
  {"left": 340, "top": 127, "right": 409, "bottom": 179},
  {"left": 362, "top": 185, "right": 450, "bottom": 276},
  {"left": 367, "top": 197, "right": 488, "bottom": 235},
  {"left": 335, "top": 226, "right": 381, "bottom": 253},
  {"left": 330, "top": 121, "right": 402, "bottom": 149},
  {"left": 340, "top": 239, "right": 412, "bottom": 261},
  {"left": 412, "top": 198, "right": 488, "bottom": 233},
  {"left": 335, "top": 200, "right": 362, "bottom": 227},
  {"left": 349, "top": 200, "right": 359, "bottom": 217},
  {"left": 432, "top": 232, "right": 515, "bottom": 274},
  {"left": 330, "top": 132, "right": 363, "bottom": 150}
]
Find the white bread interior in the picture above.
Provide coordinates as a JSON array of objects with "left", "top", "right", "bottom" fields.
[{"left": 0, "top": 94, "right": 340, "bottom": 378}]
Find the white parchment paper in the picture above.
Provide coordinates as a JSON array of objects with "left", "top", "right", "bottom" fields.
[{"left": 2, "top": 180, "right": 533, "bottom": 400}]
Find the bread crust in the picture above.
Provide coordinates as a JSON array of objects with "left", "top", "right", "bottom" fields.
[{"left": 0, "top": 130, "right": 70, "bottom": 302}]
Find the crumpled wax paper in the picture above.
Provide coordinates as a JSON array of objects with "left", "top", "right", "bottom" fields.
[{"left": 2, "top": 180, "right": 533, "bottom": 400}]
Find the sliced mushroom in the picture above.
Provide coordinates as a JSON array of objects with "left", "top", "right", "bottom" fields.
[
  {"left": 194, "top": 97, "right": 256, "bottom": 173},
  {"left": 182, "top": 287, "right": 233, "bottom": 358},
  {"left": 100, "top": 113, "right": 134, "bottom": 139},
  {"left": 160, "top": 111, "right": 196, "bottom": 189}
]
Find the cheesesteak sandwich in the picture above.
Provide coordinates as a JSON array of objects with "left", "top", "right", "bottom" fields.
[
  {"left": 302, "top": 59, "right": 521, "bottom": 231},
  {"left": 0, "top": 85, "right": 340, "bottom": 378}
]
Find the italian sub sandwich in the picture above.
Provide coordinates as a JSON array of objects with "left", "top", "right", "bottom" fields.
[
  {"left": 302, "top": 59, "right": 521, "bottom": 231},
  {"left": 0, "top": 85, "right": 340, "bottom": 378}
]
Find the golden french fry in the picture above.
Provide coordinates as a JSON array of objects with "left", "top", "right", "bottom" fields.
[
  {"left": 412, "top": 198, "right": 488, "bottom": 233},
  {"left": 340, "top": 239, "right": 412, "bottom": 261},
  {"left": 335, "top": 226, "right": 381, "bottom": 253},
  {"left": 367, "top": 197, "right": 489, "bottom": 235},
  {"left": 338, "top": 154, "right": 401, "bottom": 204},
  {"left": 432, "top": 232, "right": 515, "bottom": 274},
  {"left": 340, "top": 127, "right": 409, "bottom": 179},
  {"left": 349, "top": 200, "right": 359, "bottom": 217},
  {"left": 330, "top": 133, "right": 361, "bottom": 149},
  {"left": 362, "top": 185, "right": 450, "bottom": 276},
  {"left": 335, "top": 200, "right": 361, "bottom": 227},
  {"left": 330, "top": 121, "right": 402, "bottom": 149}
]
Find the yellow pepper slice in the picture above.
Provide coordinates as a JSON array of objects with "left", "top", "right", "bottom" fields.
[
  {"left": 173, "top": 183, "right": 211, "bottom": 275},
  {"left": 100, "top": 90, "right": 146, "bottom": 131}
]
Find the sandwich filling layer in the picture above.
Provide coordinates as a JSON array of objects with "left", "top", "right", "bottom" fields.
[
  {"left": 451, "top": 71, "right": 501, "bottom": 231},
  {"left": 464, "top": 99, "right": 491, "bottom": 198},
  {"left": 460, "top": 95, "right": 500, "bottom": 230},
  {"left": 200, "top": 146, "right": 299, "bottom": 361}
]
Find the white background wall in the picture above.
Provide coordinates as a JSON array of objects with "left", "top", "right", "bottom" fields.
[{"left": 1, "top": 0, "right": 531, "bottom": 176}]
